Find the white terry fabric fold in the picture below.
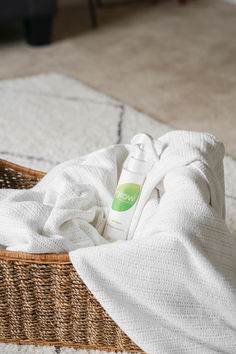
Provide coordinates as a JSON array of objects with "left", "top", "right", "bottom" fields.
[
  {"left": 0, "top": 144, "right": 129, "bottom": 252},
  {"left": 0, "top": 131, "right": 236, "bottom": 353}
]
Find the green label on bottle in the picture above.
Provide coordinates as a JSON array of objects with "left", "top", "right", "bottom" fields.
[{"left": 112, "top": 183, "right": 141, "bottom": 212}]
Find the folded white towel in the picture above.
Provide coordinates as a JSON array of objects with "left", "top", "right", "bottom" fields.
[{"left": 1, "top": 131, "right": 236, "bottom": 353}]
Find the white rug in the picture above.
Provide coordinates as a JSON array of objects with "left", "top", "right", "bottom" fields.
[{"left": 0, "top": 73, "right": 235, "bottom": 354}]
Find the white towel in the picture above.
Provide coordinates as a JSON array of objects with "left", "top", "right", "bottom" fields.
[{"left": 0, "top": 131, "right": 236, "bottom": 353}]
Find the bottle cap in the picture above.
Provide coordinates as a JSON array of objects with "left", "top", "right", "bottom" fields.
[
  {"left": 125, "top": 133, "right": 159, "bottom": 174},
  {"left": 131, "top": 133, "right": 159, "bottom": 162}
]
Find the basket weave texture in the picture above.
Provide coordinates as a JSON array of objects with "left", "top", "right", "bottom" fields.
[{"left": 0, "top": 159, "right": 142, "bottom": 353}]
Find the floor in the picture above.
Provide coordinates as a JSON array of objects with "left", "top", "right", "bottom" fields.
[{"left": 0, "top": 0, "right": 236, "bottom": 157}]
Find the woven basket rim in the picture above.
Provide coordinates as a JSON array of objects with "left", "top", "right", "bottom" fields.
[
  {"left": 0, "top": 250, "right": 71, "bottom": 263},
  {"left": 0, "top": 158, "right": 45, "bottom": 179}
]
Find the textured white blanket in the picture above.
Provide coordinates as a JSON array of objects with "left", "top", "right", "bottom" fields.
[{"left": 0, "top": 131, "right": 236, "bottom": 353}]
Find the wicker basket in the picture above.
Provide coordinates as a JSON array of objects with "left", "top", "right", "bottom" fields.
[{"left": 0, "top": 159, "right": 142, "bottom": 353}]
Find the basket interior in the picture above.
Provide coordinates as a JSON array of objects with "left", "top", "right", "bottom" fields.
[{"left": 0, "top": 159, "right": 69, "bottom": 262}]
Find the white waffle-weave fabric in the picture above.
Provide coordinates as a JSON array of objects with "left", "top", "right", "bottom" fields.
[{"left": 0, "top": 131, "right": 236, "bottom": 353}]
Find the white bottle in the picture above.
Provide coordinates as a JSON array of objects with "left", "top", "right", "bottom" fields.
[{"left": 103, "top": 133, "right": 158, "bottom": 241}]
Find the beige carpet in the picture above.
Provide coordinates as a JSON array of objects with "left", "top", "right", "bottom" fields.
[{"left": 0, "top": 0, "right": 236, "bottom": 157}]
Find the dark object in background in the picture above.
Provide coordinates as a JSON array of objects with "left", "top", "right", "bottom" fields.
[
  {"left": 90, "top": 0, "right": 188, "bottom": 28},
  {"left": 0, "top": 0, "right": 57, "bottom": 46}
]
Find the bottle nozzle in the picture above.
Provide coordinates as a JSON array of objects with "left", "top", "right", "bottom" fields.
[{"left": 131, "top": 133, "right": 159, "bottom": 162}]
